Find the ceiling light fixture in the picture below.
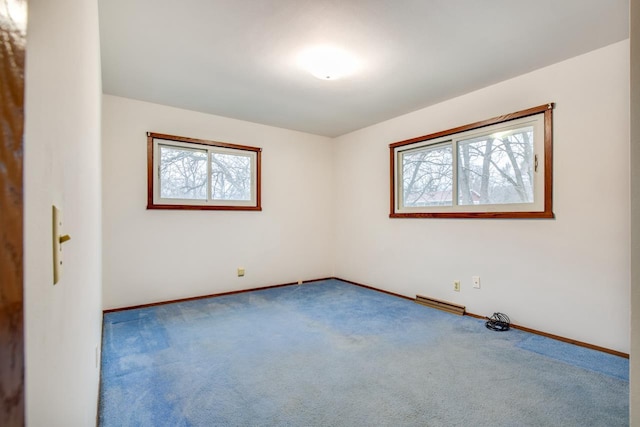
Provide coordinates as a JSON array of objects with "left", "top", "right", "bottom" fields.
[{"left": 297, "top": 45, "right": 359, "bottom": 81}]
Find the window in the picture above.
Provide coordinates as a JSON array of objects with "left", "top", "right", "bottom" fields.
[
  {"left": 390, "top": 104, "right": 554, "bottom": 218},
  {"left": 147, "top": 132, "right": 261, "bottom": 210}
]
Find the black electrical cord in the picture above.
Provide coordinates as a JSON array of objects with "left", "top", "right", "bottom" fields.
[{"left": 485, "top": 312, "right": 510, "bottom": 331}]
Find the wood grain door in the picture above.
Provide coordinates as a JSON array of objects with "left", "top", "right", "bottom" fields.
[{"left": 0, "top": 0, "right": 26, "bottom": 425}]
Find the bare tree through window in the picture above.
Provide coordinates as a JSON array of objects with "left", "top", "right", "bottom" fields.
[
  {"left": 402, "top": 144, "right": 453, "bottom": 207},
  {"left": 457, "top": 126, "right": 534, "bottom": 205},
  {"left": 389, "top": 103, "right": 553, "bottom": 218},
  {"left": 211, "top": 153, "right": 252, "bottom": 201},
  {"left": 148, "top": 132, "right": 261, "bottom": 211},
  {"left": 159, "top": 146, "right": 208, "bottom": 200}
]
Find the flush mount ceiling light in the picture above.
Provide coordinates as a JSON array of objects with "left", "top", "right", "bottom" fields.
[{"left": 297, "top": 45, "right": 359, "bottom": 80}]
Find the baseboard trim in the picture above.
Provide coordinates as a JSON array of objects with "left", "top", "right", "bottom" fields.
[
  {"left": 102, "top": 277, "right": 333, "bottom": 313},
  {"left": 102, "top": 276, "right": 630, "bottom": 359},
  {"left": 337, "top": 278, "right": 415, "bottom": 301},
  {"left": 334, "top": 277, "right": 629, "bottom": 359},
  {"left": 463, "top": 312, "right": 629, "bottom": 359}
]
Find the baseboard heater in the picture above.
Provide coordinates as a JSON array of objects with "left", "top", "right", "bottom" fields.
[{"left": 415, "top": 295, "right": 466, "bottom": 316}]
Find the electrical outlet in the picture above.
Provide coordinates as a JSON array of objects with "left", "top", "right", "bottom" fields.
[
  {"left": 237, "top": 268, "right": 245, "bottom": 277},
  {"left": 453, "top": 280, "right": 460, "bottom": 292},
  {"left": 472, "top": 276, "right": 481, "bottom": 289}
]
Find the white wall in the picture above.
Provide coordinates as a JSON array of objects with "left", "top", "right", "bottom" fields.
[
  {"left": 24, "top": 0, "right": 103, "bottom": 425},
  {"left": 102, "top": 96, "right": 334, "bottom": 309},
  {"left": 630, "top": 0, "right": 639, "bottom": 423},
  {"left": 333, "top": 41, "right": 630, "bottom": 353}
]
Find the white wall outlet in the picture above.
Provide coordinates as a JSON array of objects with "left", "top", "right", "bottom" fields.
[
  {"left": 453, "top": 280, "right": 461, "bottom": 292},
  {"left": 472, "top": 276, "right": 481, "bottom": 289},
  {"left": 237, "top": 268, "right": 245, "bottom": 277}
]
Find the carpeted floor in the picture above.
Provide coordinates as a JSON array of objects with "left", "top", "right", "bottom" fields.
[{"left": 99, "top": 279, "right": 629, "bottom": 426}]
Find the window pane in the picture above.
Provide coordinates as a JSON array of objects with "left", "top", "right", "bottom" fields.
[
  {"left": 457, "top": 126, "right": 534, "bottom": 205},
  {"left": 402, "top": 144, "right": 453, "bottom": 207},
  {"left": 211, "top": 152, "right": 252, "bottom": 201},
  {"left": 159, "top": 145, "right": 208, "bottom": 199}
]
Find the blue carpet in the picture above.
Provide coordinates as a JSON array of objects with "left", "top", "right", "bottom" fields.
[
  {"left": 99, "top": 279, "right": 629, "bottom": 426},
  {"left": 516, "top": 334, "right": 629, "bottom": 381}
]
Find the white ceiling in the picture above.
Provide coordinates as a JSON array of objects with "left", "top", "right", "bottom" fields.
[{"left": 98, "top": 0, "right": 628, "bottom": 137}]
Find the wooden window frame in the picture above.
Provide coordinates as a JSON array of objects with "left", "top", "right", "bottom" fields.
[
  {"left": 147, "top": 132, "right": 262, "bottom": 211},
  {"left": 389, "top": 103, "right": 554, "bottom": 219}
]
